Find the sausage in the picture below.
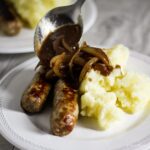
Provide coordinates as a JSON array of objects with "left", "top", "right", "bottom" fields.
[
  {"left": 21, "top": 67, "right": 51, "bottom": 113},
  {"left": 0, "top": 0, "right": 22, "bottom": 36},
  {"left": 50, "top": 79, "right": 79, "bottom": 136}
]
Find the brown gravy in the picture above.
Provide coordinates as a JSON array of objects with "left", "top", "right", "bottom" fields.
[{"left": 38, "top": 24, "right": 82, "bottom": 66}]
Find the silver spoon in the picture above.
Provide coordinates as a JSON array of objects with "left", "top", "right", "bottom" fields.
[{"left": 34, "top": 0, "right": 86, "bottom": 55}]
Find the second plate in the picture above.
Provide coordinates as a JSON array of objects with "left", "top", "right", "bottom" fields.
[{"left": 0, "top": 0, "right": 97, "bottom": 54}]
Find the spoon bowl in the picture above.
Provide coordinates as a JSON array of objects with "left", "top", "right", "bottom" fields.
[{"left": 34, "top": 0, "right": 85, "bottom": 56}]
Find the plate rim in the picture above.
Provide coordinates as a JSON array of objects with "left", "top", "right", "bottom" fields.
[{"left": 0, "top": 51, "right": 150, "bottom": 150}]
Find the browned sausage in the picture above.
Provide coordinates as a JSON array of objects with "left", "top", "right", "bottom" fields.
[
  {"left": 21, "top": 67, "right": 51, "bottom": 113},
  {"left": 51, "top": 79, "right": 79, "bottom": 136},
  {"left": 0, "top": 0, "right": 22, "bottom": 36}
]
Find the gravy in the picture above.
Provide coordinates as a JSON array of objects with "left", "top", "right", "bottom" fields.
[{"left": 38, "top": 24, "right": 82, "bottom": 66}]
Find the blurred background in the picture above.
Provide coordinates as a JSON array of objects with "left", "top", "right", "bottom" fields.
[
  {"left": 84, "top": 0, "right": 150, "bottom": 56},
  {"left": 1, "top": 0, "right": 150, "bottom": 55}
]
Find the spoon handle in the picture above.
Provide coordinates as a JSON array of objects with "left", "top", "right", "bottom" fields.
[{"left": 75, "top": 0, "right": 86, "bottom": 8}]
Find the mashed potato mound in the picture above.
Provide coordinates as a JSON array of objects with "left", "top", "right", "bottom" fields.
[
  {"left": 114, "top": 73, "right": 150, "bottom": 113},
  {"left": 80, "top": 69, "right": 124, "bottom": 129},
  {"left": 105, "top": 44, "right": 129, "bottom": 68},
  {"left": 80, "top": 44, "right": 150, "bottom": 130}
]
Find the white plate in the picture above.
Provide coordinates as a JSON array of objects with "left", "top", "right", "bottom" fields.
[
  {"left": 0, "top": 51, "right": 150, "bottom": 150},
  {"left": 0, "top": 0, "right": 97, "bottom": 54}
]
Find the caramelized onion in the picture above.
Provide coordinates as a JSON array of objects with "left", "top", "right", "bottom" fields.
[
  {"left": 52, "top": 36, "right": 65, "bottom": 55},
  {"left": 93, "top": 63, "right": 113, "bottom": 76},
  {"left": 50, "top": 53, "right": 68, "bottom": 78},
  {"left": 79, "top": 57, "right": 98, "bottom": 82},
  {"left": 73, "top": 56, "right": 86, "bottom": 66},
  {"left": 62, "top": 38, "right": 72, "bottom": 52},
  {"left": 37, "top": 39, "right": 114, "bottom": 86},
  {"left": 81, "top": 43, "right": 109, "bottom": 65},
  {"left": 69, "top": 48, "right": 81, "bottom": 77}
]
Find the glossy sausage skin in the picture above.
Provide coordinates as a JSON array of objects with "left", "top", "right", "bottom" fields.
[
  {"left": 51, "top": 80, "right": 79, "bottom": 136},
  {"left": 21, "top": 67, "right": 51, "bottom": 113}
]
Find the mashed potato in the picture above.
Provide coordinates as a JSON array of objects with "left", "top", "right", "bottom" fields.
[
  {"left": 9, "top": 0, "right": 71, "bottom": 28},
  {"left": 80, "top": 44, "right": 150, "bottom": 130},
  {"left": 80, "top": 69, "right": 124, "bottom": 129},
  {"left": 105, "top": 44, "right": 129, "bottom": 68},
  {"left": 114, "top": 73, "right": 150, "bottom": 113}
]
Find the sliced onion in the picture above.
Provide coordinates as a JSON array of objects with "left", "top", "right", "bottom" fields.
[
  {"left": 81, "top": 44, "right": 110, "bottom": 65},
  {"left": 69, "top": 48, "right": 81, "bottom": 78},
  {"left": 93, "top": 63, "right": 113, "bottom": 76},
  {"left": 52, "top": 36, "right": 67, "bottom": 55},
  {"left": 50, "top": 53, "right": 68, "bottom": 78},
  {"left": 79, "top": 57, "right": 98, "bottom": 82},
  {"left": 62, "top": 38, "right": 72, "bottom": 52},
  {"left": 73, "top": 56, "right": 86, "bottom": 66}
]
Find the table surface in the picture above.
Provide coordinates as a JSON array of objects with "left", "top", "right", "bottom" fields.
[{"left": 1, "top": 0, "right": 150, "bottom": 149}]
